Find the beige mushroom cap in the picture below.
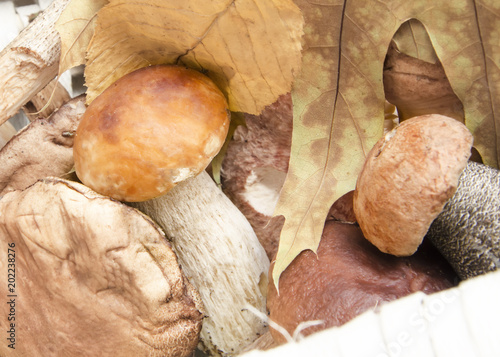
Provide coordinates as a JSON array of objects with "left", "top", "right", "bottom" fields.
[
  {"left": 0, "top": 95, "right": 86, "bottom": 196},
  {"left": 353, "top": 114, "right": 473, "bottom": 256},
  {"left": 0, "top": 178, "right": 204, "bottom": 357}
]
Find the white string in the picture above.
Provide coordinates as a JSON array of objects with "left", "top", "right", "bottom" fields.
[{"left": 243, "top": 304, "right": 325, "bottom": 343}]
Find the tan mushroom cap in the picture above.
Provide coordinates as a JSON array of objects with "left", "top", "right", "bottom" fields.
[
  {"left": 0, "top": 95, "right": 86, "bottom": 196},
  {"left": 74, "top": 65, "right": 230, "bottom": 202},
  {"left": 353, "top": 114, "right": 473, "bottom": 256},
  {"left": 0, "top": 178, "right": 204, "bottom": 357}
]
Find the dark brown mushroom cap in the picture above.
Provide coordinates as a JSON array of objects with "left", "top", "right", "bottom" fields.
[
  {"left": 267, "top": 221, "right": 457, "bottom": 344},
  {"left": 353, "top": 114, "right": 473, "bottom": 256},
  {"left": 222, "top": 93, "right": 293, "bottom": 260},
  {"left": 0, "top": 178, "right": 204, "bottom": 357},
  {"left": 383, "top": 41, "right": 464, "bottom": 122}
]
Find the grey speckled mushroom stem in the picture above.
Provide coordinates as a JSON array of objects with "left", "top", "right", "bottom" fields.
[{"left": 426, "top": 161, "right": 500, "bottom": 280}]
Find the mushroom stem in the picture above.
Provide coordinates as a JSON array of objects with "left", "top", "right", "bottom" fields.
[
  {"left": 426, "top": 161, "right": 500, "bottom": 280},
  {"left": 131, "top": 171, "right": 270, "bottom": 356}
]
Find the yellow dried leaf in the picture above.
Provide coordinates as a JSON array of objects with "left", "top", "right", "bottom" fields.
[
  {"left": 55, "top": 0, "right": 108, "bottom": 73},
  {"left": 84, "top": 0, "right": 304, "bottom": 114}
]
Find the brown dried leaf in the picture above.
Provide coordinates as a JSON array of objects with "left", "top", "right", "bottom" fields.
[{"left": 84, "top": 0, "right": 303, "bottom": 114}]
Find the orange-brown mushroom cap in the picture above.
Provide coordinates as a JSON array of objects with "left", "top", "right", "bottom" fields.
[
  {"left": 353, "top": 114, "right": 473, "bottom": 256},
  {"left": 74, "top": 65, "right": 230, "bottom": 202}
]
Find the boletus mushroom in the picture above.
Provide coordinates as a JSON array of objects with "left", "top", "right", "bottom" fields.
[
  {"left": 73, "top": 65, "right": 270, "bottom": 355},
  {"left": 243, "top": 269, "right": 500, "bottom": 357},
  {"left": 383, "top": 41, "right": 464, "bottom": 122},
  {"left": 73, "top": 65, "right": 229, "bottom": 202},
  {"left": 0, "top": 178, "right": 203, "bottom": 357},
  {"left": 354, "top": 114, "right": 500, "bottom": 279},
  {"left": 353, "top": 114, "right": 473, "bottom": 256}
]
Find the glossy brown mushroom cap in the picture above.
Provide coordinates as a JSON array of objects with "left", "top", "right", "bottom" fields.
[{"left": 74, "top": 65, "right": 230, "bottom": 202}]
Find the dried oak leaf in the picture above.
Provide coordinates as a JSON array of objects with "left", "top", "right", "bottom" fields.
[
  {"left": 0, "top": 178, "right": 204, "bottom": 357},
  {"left": 0, "top": 95, "right": 86, "bottom": 196},
  {"left": 83, "top": 0, "right": 303, "bottom": 114},
  {"left": 272, "top": 0, "right": 500, "bottom": 287}
]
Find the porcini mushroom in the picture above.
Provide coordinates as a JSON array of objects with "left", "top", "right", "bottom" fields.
[
  {"left": 354, "top": 114, "right": 500, "bottom": 280},
  {"left": 0, "top": 178, "right": 204, "bottom": 357},
  {"left": 73, "top": 65, "right": 230, "bottom": 202},
  {"left": 242, "top": 269, "right": 500, "bottom": 357},
  {"left": 383, "top": 41, "right": 464, "bottom": 122},
  {"left": 73, "top": 65, "right": 270, "bottom": 355},
  {"left": 353, "top": 114, "right": 473, "bottom": 256}
]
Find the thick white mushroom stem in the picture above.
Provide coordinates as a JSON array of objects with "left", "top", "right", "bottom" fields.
[{"left": 132, "top": 171, "right": 270, "bottom": 356}]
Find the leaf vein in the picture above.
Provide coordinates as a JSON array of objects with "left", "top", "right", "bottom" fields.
[
  {"left": 339, "top": 91, "right": 369, "bottom": 157},
  {"left": 234, "top": 2, "right": 277, "bottom": 98},
  {"left": 253, "top": 0, "right": 290, "bottom": 94},
  {"left": 341, "top": 53, "right": 377, "bottom": 92},
  {"left": 104, "top": 1, "right": 222, "bottom": 18},
  {"left": 344, "top": 13, "right": 378, "bottom": 49},
  {"left": 280, "top": 0, "right": 348, "bottom": 259}
]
